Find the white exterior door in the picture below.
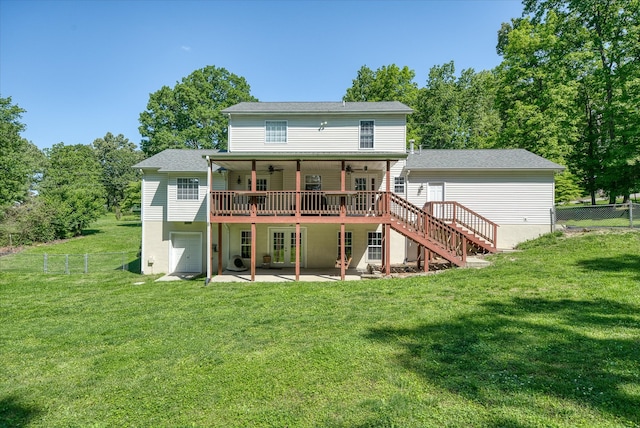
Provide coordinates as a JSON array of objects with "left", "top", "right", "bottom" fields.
[
  {"left": 428, "top": 183, "right": 445, "bottom": 218},
  {"left": 270, "top": 228, "right": 304, "bottom": 268},
  {"left": 353, "top": 175, "right": 377, "bottom": 212},
  {"left": 170, "top": 233, "right": 202, "bottom": 273}
]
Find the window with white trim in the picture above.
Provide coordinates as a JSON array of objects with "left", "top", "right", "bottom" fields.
[
  {"left": 337, "top": 231, "right": 353, "bottom": 259},
  {"left": 177, "top": 178, "right": 199, "bottom": 200},
  {"left": 394, "top": 176, "right": 405, "bottom": 194},
  {"left": 359, "top": 120, "right": 374, "bottom": 149},
  {"left": 305, "top": 175, "right": 321, "bottom": 191},
  {"left": 367, "top": 231, "right": 382, "bottom": 260},
  {"left": 241, "top": 230, "right": 251, "bottom": 259},
  {"left": 265, "top": 120, "right": 287, "bottom": 143}
]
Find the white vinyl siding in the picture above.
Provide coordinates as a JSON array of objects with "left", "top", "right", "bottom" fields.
[
  {"left": 142, "top": 173, "right": 166, "bottom": 221},
  {"left": 406, "top": 170, "right": 556, "bottom": 225},
  {"left": 167, "top": 173, "right": 208, "bottom": 222},
  {"left": 228, "top": 114, "right": 407, "bottom": 153}
]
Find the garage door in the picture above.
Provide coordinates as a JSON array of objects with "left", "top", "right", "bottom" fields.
[{"left": 171, "top": 233, "right": 202, "bottom": 273}]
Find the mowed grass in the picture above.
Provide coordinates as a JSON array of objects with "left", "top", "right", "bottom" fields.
[
  {"left": 1, "top": 221, "right": 639, "bottom": 427},
  {"left": 0, "top": 215, "right": 141, "bottom": 273}
]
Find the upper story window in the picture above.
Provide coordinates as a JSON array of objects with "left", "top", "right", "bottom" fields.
[
  {"left": 177, "top": 178, "right": 199, "bottom": 200},
  {"left": 265, "top": 120, "right": 287, "bottom": 143},
  {"left": 394, "top": 176, "right": 405, "bottom": 194},
  {"left": 359, "top": 120, "right": 374, "bottom": 149}
]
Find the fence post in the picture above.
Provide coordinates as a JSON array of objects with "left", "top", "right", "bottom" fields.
[
  {"left": 44, "top": 253, "right": 48, "bottom": 273},
  {"left": 65, "top": 254, "right": 69, "bottom": 274},
  {"left": 630, "top": 200, "right": 634, "bottom": 228},
  {"left": 84, "top": 253, "right": 88, "bottom": 274},
  {"left": 550, "top": 207, "right": 556, "bottom": 232}
]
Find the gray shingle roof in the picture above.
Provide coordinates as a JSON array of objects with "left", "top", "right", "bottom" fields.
[
  {"left": 133, "top": 149, "right": 218, "bottom": 172},
  {"left": 406, "top": 149, "right": 565, "bottom": 170},
  {"left": 221, "top": 101, "right": 413, "bottom": 114}
]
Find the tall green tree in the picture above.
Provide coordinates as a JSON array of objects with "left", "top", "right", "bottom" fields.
[
  {"left": 139, "top": 65, "right": 258, "bottom": 156},
  {"left": 495, "top": 14, "right": 580, "bottom": 164},
  {"left": 0, "top": 97, "right": 44, "bottom": 209},
  {"left": 343, "top": 64, "right": 419, "bottom": 105},
  {"left": 498, "top": 0, "right": 640, "bottom": 203},
  {"left": 92, "top": 132, "right": 143, "bottom": 215},
  {"left": 414, "top": 62, "right": 501, "bottom": 149},
  {"left": 41, "top": 143, "right": 106, "bottom": 238}
]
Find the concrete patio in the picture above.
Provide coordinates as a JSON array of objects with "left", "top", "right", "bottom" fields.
[{"left": 209, "top": 267, "right": 362, "bottom": 283}]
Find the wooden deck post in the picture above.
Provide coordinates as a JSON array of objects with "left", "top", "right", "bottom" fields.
[
  {"left": 424, "top": 249, "right": 430, "bottom": 272},
  {"left": 295, "top": 223, "right": 300, "bottom": 281},
  {"left": 384, "top": 223, "right": 391, "bottom": 276},
  {"left": 340, "top": 223, "right": 346, "bottom": 281},
  {"left": 295, "top": 161, "right": 301, "bottom": 216},
  {"left": 251, "top": 222, "right": 256, "bottom": 282},
  {"left": 217, "top": 223, "right": 222, "bottom": 276}
]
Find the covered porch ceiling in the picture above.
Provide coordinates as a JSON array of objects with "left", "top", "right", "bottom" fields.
[{"left": 207, "top": 152, "right": 407, "bottom": 172}]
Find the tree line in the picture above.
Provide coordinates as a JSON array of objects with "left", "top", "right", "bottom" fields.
[
  {"left": 0, "top": 108, "right": 142, "bottom": 247},
  {"left": 1, "top": 0, "right": 637, "bottom": 245}
]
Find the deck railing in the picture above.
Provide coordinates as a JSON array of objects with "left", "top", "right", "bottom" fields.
[
  {"left": 424, "top": 201, "right": 497, "bottom": 249},
  {"left": 211, "top": 190, "right": 385, "bottom": 216}
]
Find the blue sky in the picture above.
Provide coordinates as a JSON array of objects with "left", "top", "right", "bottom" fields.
[{"left": 0, "top": 0, "right": 523, "bottom": 150}]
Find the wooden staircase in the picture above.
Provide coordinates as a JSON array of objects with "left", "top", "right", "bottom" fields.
[{"left": 388, "top": 194, "right": 498, "bottom": 267}]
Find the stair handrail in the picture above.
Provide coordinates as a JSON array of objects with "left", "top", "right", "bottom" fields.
[
  {"left": 389, "top": 193, "right": 467, "bottom": 263},
  {"left": 424, "top": 201, "right": 497, "bottom": 249}
]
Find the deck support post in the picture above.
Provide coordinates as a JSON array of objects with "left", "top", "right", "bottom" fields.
[
  {"left": 340, "top": 223, "right": 346, "bottom": 281},
  {"left": 295, "top": 223, "right": 300, "bottom": 281},
  {"left": 295, "top": 161, "right": 301, "bottom": 216},
  {"left": 424, "top": 248, "right": 430, "bottom": 273},
  {"left": 251, "top": 222, "right": 256, "bottom": 281},
  {"left": 217, "top": 223, "right": 222, "bottom": 276},
  {"left": 384, "top": 223, "right": 391, "bottom": 276}
]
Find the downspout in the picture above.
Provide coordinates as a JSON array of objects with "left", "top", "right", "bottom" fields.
[
  {"left": 404, "top": 167, "right": 410, "bottom": 263},
  {"left": 139, "top": 169, "right": 147, "bottom": 274},
  {"left": 206, "top": 156, "right": 212, "bottom": 283}
]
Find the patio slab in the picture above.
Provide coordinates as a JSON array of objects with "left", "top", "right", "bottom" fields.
[{"left": 209, "top": 268, "right": 362, "bottom": 283}]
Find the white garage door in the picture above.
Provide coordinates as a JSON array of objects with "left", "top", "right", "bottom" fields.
[{"left": 171, "top": 233, "right": 202, "bottom": 273}]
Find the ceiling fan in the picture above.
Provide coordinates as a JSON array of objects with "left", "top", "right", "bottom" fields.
[{"left": 268, "top": 165, "right": 284, "bottom": 174}]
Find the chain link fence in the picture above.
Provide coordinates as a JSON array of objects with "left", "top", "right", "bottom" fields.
[
  {"left": 0, "top": 251, "right": 140, "bottom": 274},
  {"left": 553, "top": 202, "right": 638, "bottom": 229}
]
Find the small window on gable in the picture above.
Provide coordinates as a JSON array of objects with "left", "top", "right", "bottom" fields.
[
  {"left": 266, "top": 120, "right": 287, "bottom": 143},
  {"left": 360, "top": 120, "right": 374, "bottom": 149},
  {"left": 177, "top": 178, "right": 199, "bottom": 200},
  {"left": 394, "top": 176, "right": 405, "bottom": 194}
]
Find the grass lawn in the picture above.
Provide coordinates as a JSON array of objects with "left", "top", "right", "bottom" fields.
[
  {"left": 0, "top": 215, "right": 141, "bottom": 274},
  {"left": 1, "top": 220, "right": 639, "bottom": 427}
]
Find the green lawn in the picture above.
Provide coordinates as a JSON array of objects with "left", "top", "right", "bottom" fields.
[
  {"left": 1, "top": 221, "right": 639, "bottom": 427},
  {"left": 0, "top": 215, "right": 141, "bottom": 274}
]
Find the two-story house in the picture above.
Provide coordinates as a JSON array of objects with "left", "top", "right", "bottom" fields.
[{"left": 135, "top": 101, "right": 563, "bottom": 282}]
